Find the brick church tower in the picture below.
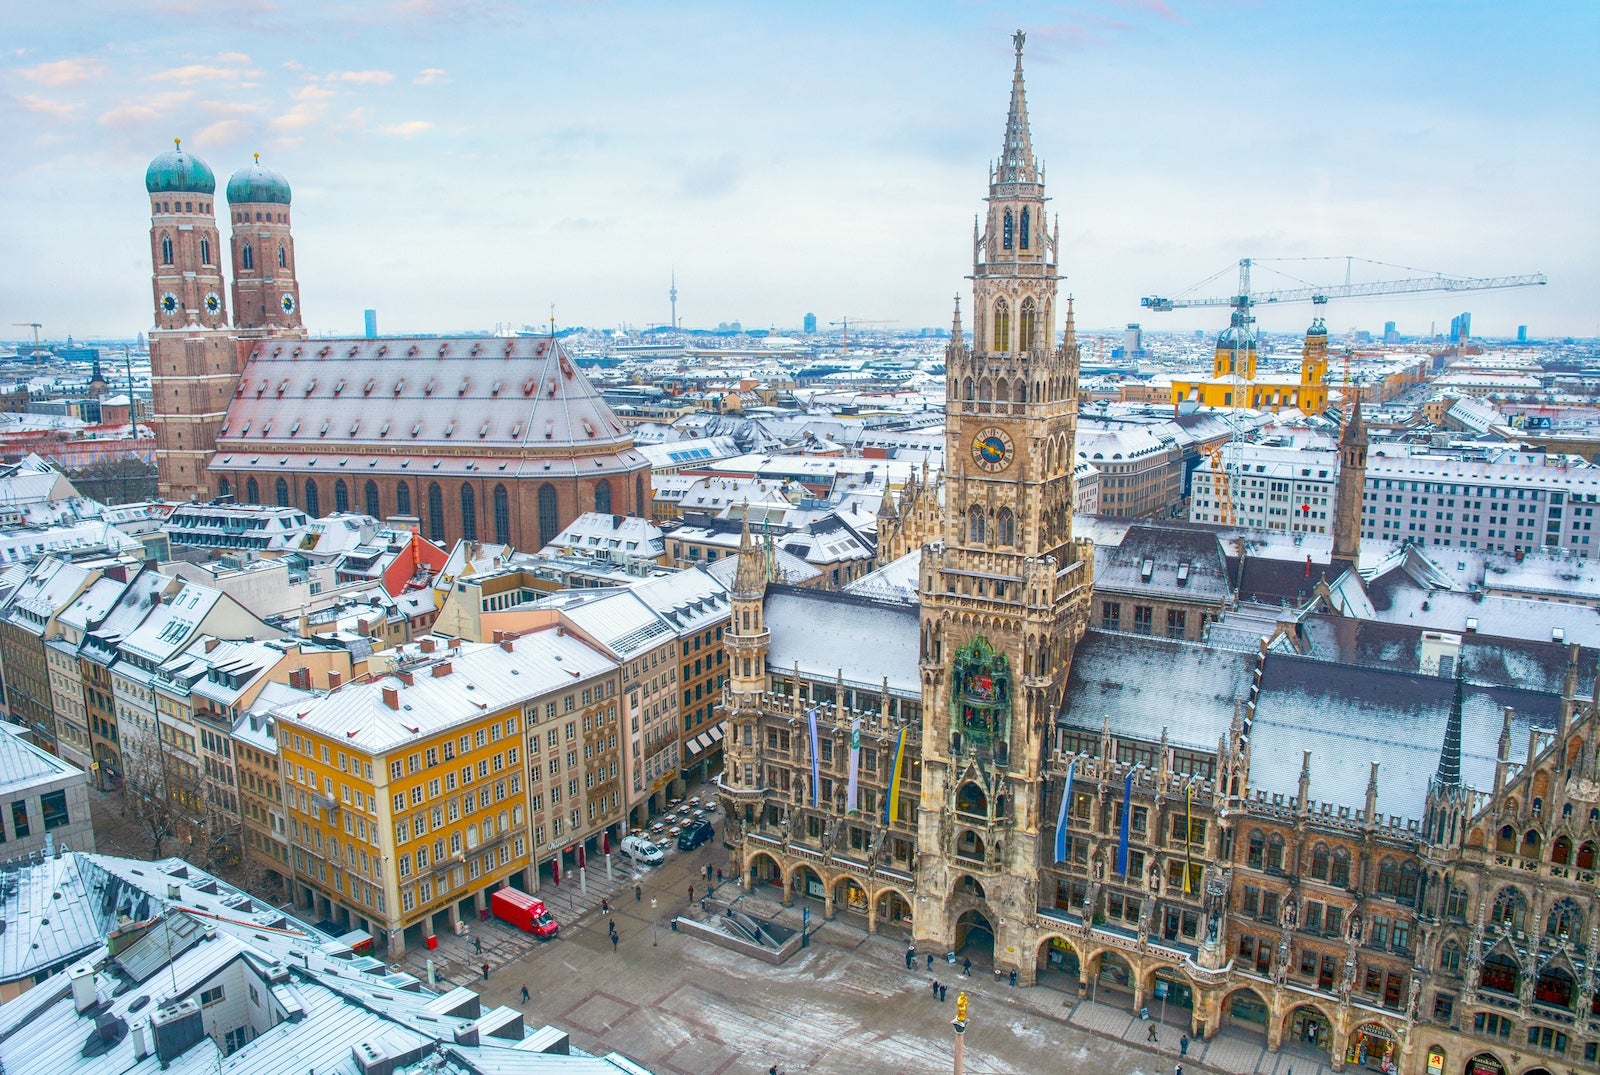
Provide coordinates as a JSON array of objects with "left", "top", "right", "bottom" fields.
[
  {"left": 913, "top": 31, "right": 1095, "bottom": 962},
  {"left": 227, "top": 154, "right": 303, "bottom": 336},
  {"left": 146, "top": 140, "right": 238, "bottom": 501}
]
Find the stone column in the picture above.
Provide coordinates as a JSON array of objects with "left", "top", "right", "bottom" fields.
[{"left": 446, "top": 901, "right": 461, "bottom": 934}]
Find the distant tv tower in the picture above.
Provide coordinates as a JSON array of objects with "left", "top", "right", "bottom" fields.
[{"left": 670, "top": 268, "right": 678, "bottom": 329}]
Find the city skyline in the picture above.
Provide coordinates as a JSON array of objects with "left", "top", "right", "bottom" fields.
[{"left": 3, "top": 0, "right": 1597, "bottom": 339}]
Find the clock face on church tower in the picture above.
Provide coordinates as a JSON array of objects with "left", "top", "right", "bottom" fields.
[{"left": 971, "top": 426, "right": 1015, "bottom": 473}]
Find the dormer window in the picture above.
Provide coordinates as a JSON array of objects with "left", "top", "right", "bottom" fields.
[{"left": 1140, "top": 558, "right": 1154, "bottom": 582}]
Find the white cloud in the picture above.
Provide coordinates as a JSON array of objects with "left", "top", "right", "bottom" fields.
[
  {"left": 334, "top": 70, "right": 395, "bottom": 85},
  {"left": 16, "top": 94, "right": 83, "bottom": 121},
  {"left": 18, "top": 57, "right": 105, "bottom": 86},
  {"left": 413, "top": 68, "right": 449, "bottom": 85},
  {"left": 379, "top": 119, "right": 433, "bottom": 138}
]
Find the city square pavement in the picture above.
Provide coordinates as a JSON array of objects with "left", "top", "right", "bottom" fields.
[{"left": 451, "top": 786, "right": 1341, "bottom": 1075}]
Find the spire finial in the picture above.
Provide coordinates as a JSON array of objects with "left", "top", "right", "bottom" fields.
[
  {"left": 174, "top": 137, "right": 182, "bottom": 151},
  {"left": 1013, "top": 28, "right": 1026, "bottom": 57},
  {"left": 996, "top": 30, "right": 1037, "bottom": 184},
  {"left": 253, "top": 151, "right": 260, "bottom": 164},
  {"left": 1433, "top": 664, "right": 1465, "bottom": 789}
]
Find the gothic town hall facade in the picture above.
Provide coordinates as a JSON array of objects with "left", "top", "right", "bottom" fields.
[{"left": 720, "top": 33, "right": 1600, "bottom": 1075}]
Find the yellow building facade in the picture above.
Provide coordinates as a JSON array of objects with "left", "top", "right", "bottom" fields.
[{"left": 1169, "top": 318, "right": 1331, "bottom": 414}]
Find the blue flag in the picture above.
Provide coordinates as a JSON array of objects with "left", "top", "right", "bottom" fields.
[
  {"left": 1054, "top": 758, "right": 1075, "bottom": 863},
  {"left": 807, "top": 706, "right": 822, "bottom": 807},
  {"left": 1116, "top": 769, "right": 1133, "bottom": 875}
]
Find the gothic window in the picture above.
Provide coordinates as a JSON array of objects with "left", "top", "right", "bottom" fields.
[
  {"left": 1480, "top": 951, "right": 1519, "bottom": 995},
  {"left": 242, "top": 244, "right": 254, "bottom": 271},
  {"left": 1377, "top": 858, "right": 1400, "bottom": 896},
  {"left": 333, "top": 479, "right": 349, "bottom": 513},
  {"left": 1439, "top": 942, "right": 1461, "bottom": 974},
  {"left": 1330, "top": 847, "right": 1351, "bottom": 887},
  {"left": 1002, "top": 209, "right": 1014, "bottom": 250},
  {"left": 993, "top": 299, "right": 1010, "bottom": 353},
  {"left": 1020, "top": 208, "right": 1030, "bottom": 249},
  {"left": 1521, "top": 828, "right": 1542, "bottom": 857},
  {"left": 246, "top": 477, "right": 259, "bottom": 503},
  {"left": 635, "top": 476, "right": 645, "bottom": 515},
  {"left": 1545, "top": 898, "right": 1582, "bottom": 941},
  {"left": 996, "top": 507, "right": 1015, "bottom": 546},
  {"left": 1014, "top": 378, "right": 1027, "bottom": 404},
  {"left": 304, "top": 479, "right": 320, "bottom": 518},
  {"left": 1491, "top": 886, "right": 1527, "bottom": 931},
  {"left": 1534, "top": 964, "right": 1576, "bottom": 1009},
  {"left": 200, "top": 238, "right": 212, "bottom": 265},
  {"left": 364, "top": 480, "right": 380, "bottom": 518},
  {"left": 278, "top": 245, "right": 287, "bottom": 268},
  {"left": 1580, "top": 840, "right": 1598, "bottom": 868},
  {"left": 217, "top": 476, "right": 231, "bottom": 498},
  {"left": 1266, "top": 834, "right": 1285, "bottom": 871},
  {"left": 967, "top": 505, "right": 985, "bottom": 545},
  {"left": 1019, "top": 298, "right": 1036, "bottom": 352},
  {"left": 395, "top": 480, "right": 411, "bottom": 517},
  {"left": 1310, "top": 844, "right": 1330, "bottom": 880},
  {"left": 595, "top": 479, "right": 612, "bottom": 514},
  {"left": 1247, "top": 830, "right": 1264, "bottom": 869},
  {"left": 460, "top": 484, "right": 477, "bottom": 542},
  {"left": 1398, "top": 861, "right": 1420, "bottom": 902},
  {"left": 964, "top": 378, "right": 974, "bottom": 401},
  {"left": 160, "top": 235, "right": 173, "bottom": 265},
  {"left": 493, "top": 484, "right": 510, "bottom": 545},
  {"left": 538, "top": 483, "right": 559, "bottom": 548},
  {"left": 427, "top": 483, "right": 445, "bottom": 542},
  {"left": 1496, "top": 824, "right": 1517, "bottom": 853},
  {"left": 274, "top": 477, "right": 289, "bottom": 507}
]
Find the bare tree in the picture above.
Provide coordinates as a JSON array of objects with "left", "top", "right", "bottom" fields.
[
  {"left": 118, "top": 743, "right": 205, "bottom": 860},
  {"left": 68, "top": 454, "right": 158, "bottom": 506}
]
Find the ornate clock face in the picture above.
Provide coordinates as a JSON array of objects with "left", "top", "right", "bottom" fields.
[
  {"left": 160, "top": 292, "right": 178, "bottom": 315},
  {"left": 281, "top": 293, "right": 296, "bottom": 315},
  {"left": 971, "top": 426, "right": 1015, "bottom": 473},
  {"left": 204, "top": 292, "right": 222, "bottom": 315}
]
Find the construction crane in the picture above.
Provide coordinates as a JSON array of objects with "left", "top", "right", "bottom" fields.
[
  {"left": 12, "top": 322, "right": 42, "bottom": 361},
  {"left": 1141, "top": 257, "right": 1546, "bottom": 316},
  {"left": 828, "top": 317, "right": 897, "bottom": 354},
  {"left": 1146, "top": 258, "right": 1546, "bottom": 530}
]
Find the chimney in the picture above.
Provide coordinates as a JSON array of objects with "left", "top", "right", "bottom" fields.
[
  {"left": 500, "top": 639, "right": 514, "bottom": 653},
  {"left": 397, "top": 670, "right": 414, "bottom": 686},
  {"left": 327, "top": 670, "right": 343, "bottom": 690},
  {"left": 204, "top": 638, "right": 219, "bottom": 653},
  {"left": 288, "top": 667, "right": 311, "bottom": 690},
  {"left": 491, "top": 630, "right": 505, "bottom": 644},
  {"left": 357, "top": 618, "right": 372, "bottom": 635},
  {"left": 69, "top": 963, "right": 97, "bottom": 1014},
  {"left": 382, "top": 685, "right": 400, "bottom": 710},
  {"left": 420, "top": 637, "right": 437, "bottom": 654},
  {"left": 431, "top": 661, "right": 452, "bottom": 678}
]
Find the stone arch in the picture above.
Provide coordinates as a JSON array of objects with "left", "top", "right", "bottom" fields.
[
  {"left": 1521, "top": 827, "right": 1542, "bottom": 857},
  {"left": 745, "top": 850, "right": 783, "bottom": 891},
  {"left": 967, "top": 505, "right": 985, "bottom": 544},
  {"left": 1550, "top": 832, "right": 1572, "bottom": 864},
  {"left": 953, "top": 907, "right": 995, "bottom": 958},
  {"left": 832, "top": 873, "right": 870, "bottom": 918},
  {"left": 1577, "top": 839, "right": 1596, "bottom": 868},
  {"left": 995, "top": 377, "right": 1009, "bottom": 403},
  {"left": 245, "top": 477, "right": 259, "bottom": 503},
  {"left": 1490, "top": 885, "right": 1528, "bottom": 930},
  {"left": 1480, "top": 942, "right": 1521, "bottom": 996},
  {"left": 871, "top": 884, "right": 913, "bottom": 935},
  {"left": 1463, "top": 1053, "right": 1507, "bottom": 1075},
  {"left": 1086, "top": 948, "right": 1136, "bottom": 1004},
  {"left": 790, "top": 862, "right": 825, "bottom": 905},
  {"left": 950, "top": 873, "right": 986, "bottom": 902},
  {"left": 1533, "top": 954, "right": 1578, "bottom": 1009},
  {"left": 955, "top": 781, "right": 988, "bottom": 816},
  {"left": 1036, "top": 934, "right": 1082, "bottom": 991},
  {"left": 1220, "top": 984, "right": 1269, "bottom": 1036},
  {"left": 1348, "top": 1020, "right": 1400, "bottom": 1071},
  {"left": 1544, "top": 896, "right": 1582, "bottom": 941},
  {"left": 1284, "top": 1001, "right": 1336, "bottom": 1055},
  {"left": 954, "top": 828, "right": 987, "bottom": 864},
  {"left": 996, "top": 507, "right": 1015, "bottom": 546},
  {"left": 1142, "top": 962, "right": 1196, "bottom": 1020}
]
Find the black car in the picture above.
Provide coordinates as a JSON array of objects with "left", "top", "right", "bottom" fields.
[{"left": 678, "top": 817, "right": 714, "bottom": 851}]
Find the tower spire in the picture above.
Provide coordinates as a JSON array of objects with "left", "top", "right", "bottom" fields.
[
  {"left": 997, "top": 29, "right": 1037, "bottom": 184},
  {"left": 950, "top": 294, "right": 962, "bottom": 341},
  {"left": 1434, "top": 665, "right": 1465, "bottom": 789}
]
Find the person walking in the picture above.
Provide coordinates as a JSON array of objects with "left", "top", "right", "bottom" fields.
[
  {"left": 610, "top": 931, "right": 619, "bottom": 953},
  {"left": 930, "top": 979, "right": 939, "bottom": 999},
  {"left": 716, "top": 867, "right": 723, "bottom": 884},
  {"left": 520, "top": 985, "right": 530, "bottom": 1003},
  {"left": 601, "top": 897, "right": 610, "bottom": 915},
  {"left": 473, "top": 935, "right": 482, "bottom": 955},
  {"left": 939, "top": 983, "right": 948, "bottom": 1003},
  {"left": 926, "top": 953, "right": 935, "bottom": 971},
  {"left": 1147, "top": 1022, "right": 1159, "bottom": 1043},
  {"left": 635, "top": 884, "right": 642, "bottom": 902},
  {"left": 1009, "top": 968, "right": 1018, "bottom": 988},
  {"left": 962, "top": 957, "right": 972, "bottom": 977},
  {"left": 688, "top": 884, "right": 694, "bottom": 902},
  {"left": 481, "top": 962, "right": 490, "bottom": 981},
  {"left": 1179, "top": 1033, "right": 1189, "bottom": 1058},
  {"left": 905, "top": 945, "right": 916, "bottom": 970}
]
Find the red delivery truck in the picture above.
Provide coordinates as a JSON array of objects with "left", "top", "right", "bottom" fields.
[{"left": 491, "top": 888, "right": 560, "bottom": 939}]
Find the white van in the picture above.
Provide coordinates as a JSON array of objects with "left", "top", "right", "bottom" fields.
[{"left": 620, "top": 834, "right": 664, "bottom": 865}]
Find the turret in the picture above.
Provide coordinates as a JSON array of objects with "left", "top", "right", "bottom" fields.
[
  {"left": 146, "top": 138, "right": 227, "bottom": 330},
  {"left": 1332, "top": 393, "right": 1369, "bottom": 564},
  {"left": 227, "top": 153, "right": 302, "bottom": 334},
  {"left": 727, "top": 515, "right": 771, "bottom": 698}
]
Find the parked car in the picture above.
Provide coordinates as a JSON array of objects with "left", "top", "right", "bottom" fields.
[
  {"left": 620, "top": 834, "right": 665, "bottom": 865},
  {"left": 678, "top": 817, "right": 714, "bottom": 852}
]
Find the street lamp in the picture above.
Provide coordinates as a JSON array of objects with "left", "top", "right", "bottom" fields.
[{"left": 651, "top": 897, "right": 659, "bottom": 947}]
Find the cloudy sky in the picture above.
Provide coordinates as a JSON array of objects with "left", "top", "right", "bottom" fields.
[{"left": 3, "top": 1, "right": 1596, "bottom": 341}]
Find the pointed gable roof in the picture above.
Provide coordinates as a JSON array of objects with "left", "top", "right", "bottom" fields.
[{"left": 996, "top": 29, "right": 1038, "bottom": 184}]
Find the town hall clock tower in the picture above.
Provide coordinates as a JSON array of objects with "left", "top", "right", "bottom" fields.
[{"left": 913, "top": 30, "right": 1094, "bottom": 970}]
